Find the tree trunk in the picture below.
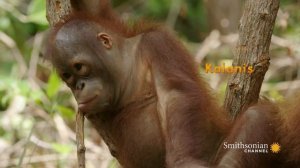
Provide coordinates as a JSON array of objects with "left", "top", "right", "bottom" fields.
[
  {"left": 46, "top": 0, "right": 72, "bottom": 26},
  {"left": 224, "top": 0, "right": 280, "bottom": 119}
]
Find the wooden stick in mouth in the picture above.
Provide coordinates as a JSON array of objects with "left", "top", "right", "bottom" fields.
[{"left": 76, "top": 110, "right": 86, "bottom": 168}]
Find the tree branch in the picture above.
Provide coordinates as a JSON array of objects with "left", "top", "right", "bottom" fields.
[{"left": 224, "top": 0, "right": 280, "bottom": 119}]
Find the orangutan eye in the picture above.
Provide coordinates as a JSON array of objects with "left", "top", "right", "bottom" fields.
[
  {"left": 73, "top": 63, "right": 90, "bottom": 76},
  {"left": 62, "top": 72, "right": 71, "bottom": 80},
  {"left": 74, "top": 63, "right": 82, "bottom": 71}
]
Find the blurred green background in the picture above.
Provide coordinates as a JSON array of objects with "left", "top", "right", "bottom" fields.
[{"left": 0, "top": 0, "right": 299, "bottom": 167}]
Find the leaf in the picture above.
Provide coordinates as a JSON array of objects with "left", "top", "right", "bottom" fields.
[
  {"left": 57, "top": 105, "right": 75, "bottom": 120},
  {"left": 27, "top": 0, "right": 48, "bottom": 26},
  {"left": 109, "top": 159, "right": 119, "bottom": 168},
  {"left": 46, "top": 72, "right": 62, "bottom": 99},
  {"left": 0, "top": 17, "right": 10, "bottom": 31},
  {"left": 29, "top": 90, "right": 44, "bottom": 102},
  {"left": 51, "top": 143, "right": 73, "bottom": 154},
  {"left": 146, "top": 0, "right": 169, "bottom": 17}
]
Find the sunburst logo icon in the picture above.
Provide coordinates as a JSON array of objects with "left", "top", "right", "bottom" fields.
[{"left": 270, "top": 143, "right": 281, "bottom": 153}]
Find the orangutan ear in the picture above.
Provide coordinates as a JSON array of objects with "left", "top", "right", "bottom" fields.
[{"left": 97, "top": 33, "right": 113, "bottom": 49}]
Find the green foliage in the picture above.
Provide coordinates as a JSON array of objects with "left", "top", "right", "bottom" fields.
[
  {"left": 57, "top": 105, "right": 76, "bottom": 121},
  {"left": 177, "top": 1, "right": 208, "bottom": 41},
  {"left": 0, "top": 76, "right": 43, "bottom": 107},
  {"left": 0, "top": 76, "right": 36, "bottom": 142},
  {"left": 108, "top": 159, "right": 119, "bottom": 168},
  {"left": 27, "top": 0, "right": 48, "bottom": 26},
  {"left": 0, "top": 16, "right": 10, "bottom": 30},
  {"left": 145, "top": 0, "right": 170, "bottom": 18},
  {"left": 51, "top": 143, "right": 73, "bottom": 154},
  {"left": 46, "top": 72, "right": 62, "bottom": 100},
  {"left": 268, "top": 89, "right": 284, "bottom": 101}
]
